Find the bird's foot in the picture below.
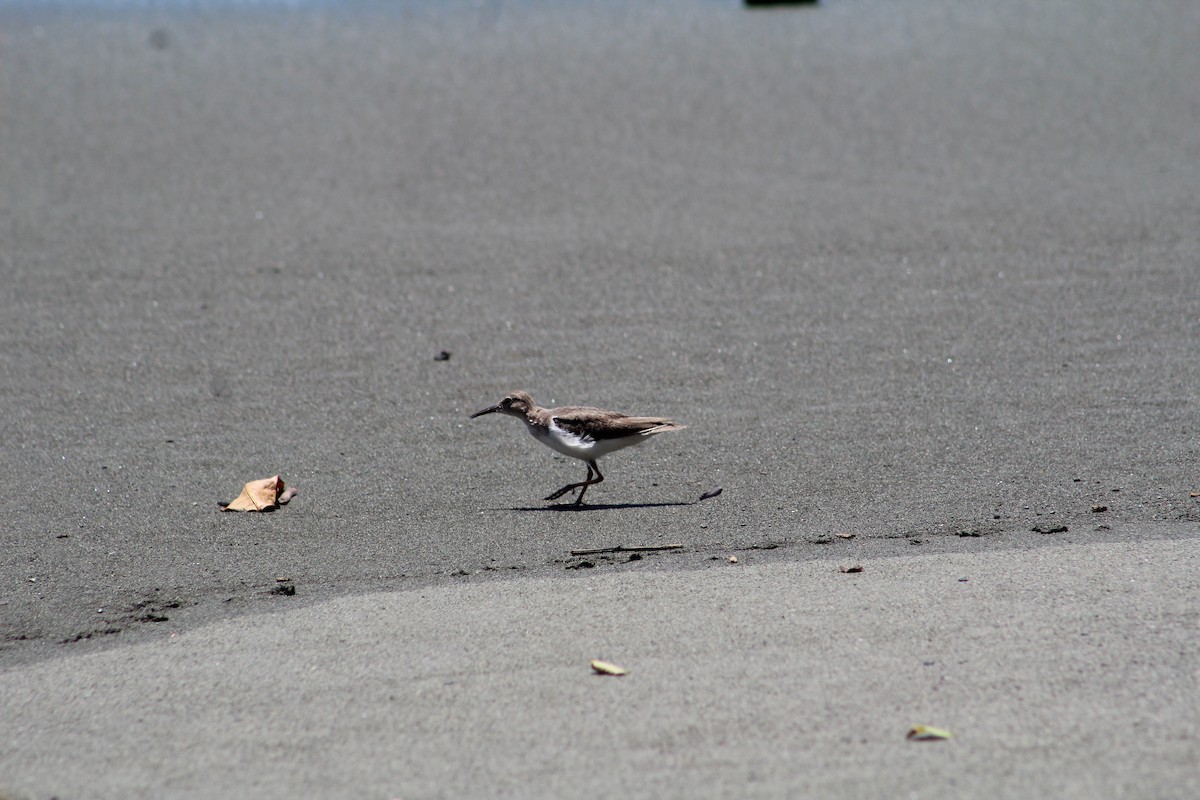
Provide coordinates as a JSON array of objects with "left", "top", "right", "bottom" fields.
[{"left": 544, "top": 485, "right": 574, "bottom": 501}]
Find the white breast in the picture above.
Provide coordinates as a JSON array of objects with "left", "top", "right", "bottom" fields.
[{"left": 526, "top": 418, "right": 638, "bottom": 461}]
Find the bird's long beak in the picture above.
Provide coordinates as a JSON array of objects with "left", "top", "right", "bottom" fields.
[{"left": 470, "top": 404, "right": 501, "bottom": 418}]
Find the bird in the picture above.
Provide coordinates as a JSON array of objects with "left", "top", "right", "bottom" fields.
[{"left": 469, "top": 390, "right": 686, "bottom": 505}]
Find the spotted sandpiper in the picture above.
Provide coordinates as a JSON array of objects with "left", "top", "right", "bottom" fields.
[{"left": 470, "top": 391, "right": 686, "bottom": 505}]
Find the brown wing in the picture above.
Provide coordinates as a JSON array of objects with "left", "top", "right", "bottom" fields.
[{"left": 552, "top": 407, "right": 681, "bottom": 441}]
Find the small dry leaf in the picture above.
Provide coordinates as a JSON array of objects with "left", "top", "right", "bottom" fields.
[
  {"left": 1190, "top": 491, "right": 1200, "bottom": 498},
  {"left": 838, "top": 564, "right": 864, "bottom": 573},
  {"left": 728, "top": 555, "right": 739, "bottom": 563},
  {"left": 220, "top": 475, "right": 294, "bottom": 512},
  {"left": 699, "top": 486, "right": 723, "bottom": 501},
  {"left": 907, "top": 725, "right": 953, "bottom": 741},
  {"left": 834, "top": 531, "right": 856, "bottom": 539},
  {"left": 590, "top": 659, "right": 628, "bottom": 676}
]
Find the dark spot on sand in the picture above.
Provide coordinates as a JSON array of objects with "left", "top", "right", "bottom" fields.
[
  {"left": 62, "top": 627, "right": 122, "bottom": 644},
  {"left": 737, "top": 541, "right": 784, "bottom": 551}
]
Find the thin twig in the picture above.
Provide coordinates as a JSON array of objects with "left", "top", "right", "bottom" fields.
[{"left": 569, "top": 543, "right": 684, "bottom": 556}]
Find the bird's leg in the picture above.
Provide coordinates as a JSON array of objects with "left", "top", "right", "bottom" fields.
[
  {"left": 573, "top": 461, "right": 603, "bottom": 505},
  {"left": 545, "top": 460, "right": 604, "bottom": 504},
  {"left": 544, "top": 462, "right": 593, "bottom": 502}
]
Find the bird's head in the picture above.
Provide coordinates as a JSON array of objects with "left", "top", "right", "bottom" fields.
[{"left": 470, "top": 390, "right": 534, "bottom": 419}]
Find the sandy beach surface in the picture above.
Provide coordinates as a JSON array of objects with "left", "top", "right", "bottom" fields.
[
  {"left": 3, "top": 538, "right": 1197, "bottom": 799},
  {"left": 2, "top": 0, "right": 1198, "bottom": 796}
]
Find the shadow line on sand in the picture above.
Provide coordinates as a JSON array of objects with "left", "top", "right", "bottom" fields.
[{"left": 504, "top": 501, "right": 696, "bottom": 512}]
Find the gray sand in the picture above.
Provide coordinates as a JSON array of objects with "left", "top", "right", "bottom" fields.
[
  {"left": 1, "top": 0, "right": 1198, "bottom": 796},
  {"left": 3, "top": 539, "right": 1198, "bottom": 799}
]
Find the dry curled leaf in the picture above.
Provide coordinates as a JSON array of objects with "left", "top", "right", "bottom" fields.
[
  {"left": 834, "top": 531, "right": 856, "bottom": 539},
  {"left": 699, "top": 486, "right": 723, "bottom": 501},
  {"left": 590, "top": 659, "right": 628, "bottom": 676},
  {"left": 907, "top": 724, "right": 953, "bottom": 741},
  {"left": 220, "top": 475, "right": 295, "bottom": 512},
  {"left": 838, "top": 564, "right": 864, "bottom": 573}
]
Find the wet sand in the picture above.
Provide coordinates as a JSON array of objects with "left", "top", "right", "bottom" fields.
[{"left": 1, "top": 0, "right": 1198, "bottom": 796}]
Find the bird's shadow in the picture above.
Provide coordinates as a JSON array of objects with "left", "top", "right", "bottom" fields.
[{"left": 507, "top": 500, "right": 696, "bottom": 512}]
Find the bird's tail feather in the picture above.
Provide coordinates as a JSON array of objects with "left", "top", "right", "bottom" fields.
[{"left": 639, "top": 422, "right": 687, "bottom": 436}]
